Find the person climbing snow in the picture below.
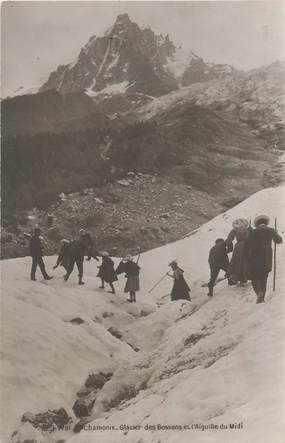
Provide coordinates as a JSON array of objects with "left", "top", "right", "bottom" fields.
[
  {"left": 29, "top": 227, "right": 53, "bottom": 281},
  {"left": 53, "top": 239, "right": 71, "bottom": 272},
  {"left": 64, "top": 239, "right": 86, "bottom": 285},
  {"left": 207, "top": 238, "right": 230, "bottom": 297},
  {"left": 167, "top": 260, "right": 191, "bottom": 301},
  {"left": 79, "top": 229, "right": 95, "bottom": 261},
  {"left": 97, "top": 251, "right": 118, "bottom": 294},
  {"left": 116, "top": 254, "right": 140, "bottom": 302},
  {"left": 244, "top": 214, "right": 282, "bottom": 304},
  {"left": 226, "top": 218, "right": 250, "bottom": 285}
]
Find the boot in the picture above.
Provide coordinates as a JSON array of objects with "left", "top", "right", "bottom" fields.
[
  {"left": 109, "top": 284, "right": 115, "bottom": 294},
  {"left": 44, "top": 276, "right": 53, "bottom": 280},
  {"left": 256, "top": 292, "right": 265, "bottom": 304},
  {"left": 78, "top": 277, "right": 85, "bottom": 285},
  {"left": 207, "top": 285, "right": 213, "bottom": 297}
]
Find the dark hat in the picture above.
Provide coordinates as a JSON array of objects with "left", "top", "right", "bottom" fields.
[
  {"left": 168, "top": 259, "right": 178, "bottom": 266},
  {"left": 254, "top": 214, "right": 270, "bottom": 227}
]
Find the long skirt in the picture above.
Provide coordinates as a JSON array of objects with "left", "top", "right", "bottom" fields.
[
  {"left": 97, "top": 266, "right": 118, "bottom": 284},
  {"left": 171, "top": 277, "right": 191, "bottom": 301},
  {"left": 124, "top": 276, "right": 140, "bottom": 293},
  {"left": 228, "top": 240, "right": 247, "bottom": 283}
]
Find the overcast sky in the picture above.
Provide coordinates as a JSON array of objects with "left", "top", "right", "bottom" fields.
[{"left": 2, "top": 1, "right": 285, "bottom": 96}]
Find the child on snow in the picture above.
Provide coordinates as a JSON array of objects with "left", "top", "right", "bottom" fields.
[
  {"left": 116, "top": 255, "right": 140, "bottom": 302},
  {"left": 97, "top": 251, "right": 118, "bottom": 294}
]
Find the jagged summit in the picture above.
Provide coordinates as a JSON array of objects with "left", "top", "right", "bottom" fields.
[
  {"left": 40, "top": 14, "right": 178, "bottom": 97},
  {"left": 113, "top": 12, "right": 132, "bottom": 27},
  {"left": 39, "top": 14, "right": 239, "bottom": 98}
]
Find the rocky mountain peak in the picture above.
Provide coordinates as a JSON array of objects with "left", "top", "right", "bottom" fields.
[
  {"left": 181, "top": 54, "right": 235, "bottom": 86},
  {"left": 107, "top": 13, "right": 139, "bottom": 38},
  {"left": 115, "top": 12, "right": 131, "bottom": 23},
  {"left": 40, "top": 14, "right": 178, "bottom": 97},
  {"left": 113, "top": 13, "right": 133, "bottom": 30},
  {"left": 39, "top": 14, "right": 241, "bottom": 98}
]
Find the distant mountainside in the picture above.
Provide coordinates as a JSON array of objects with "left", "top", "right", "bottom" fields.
[
  {"left": 181, "top": 53, "right": 235, "bottom": 86},
  {"left": 1, "top": 13, "right": 284, "bottom": 259},
  {"left": 40, "top": 14, "right": 178, "bottom": 97},
  {"left": 37, "top": 14, "right": 284, "bottom": 148},
  {"left": 1, "top": 90, "right": 111, "bottom": 137},
  {"left": 2, "top": 100, "right": 275, "bottom": 259},
  {"left": 137, "top": 61, "right": 285, "bottom": 148},
  {"left": 40, "top": 13, "right": 237, "bottom": 98}
]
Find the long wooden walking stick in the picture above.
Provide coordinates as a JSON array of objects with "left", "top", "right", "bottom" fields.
[
  {"left": 148, "top": 273, "right": 168, "bottom": 294},
  {"left": 273, "top": 217, "right": 277, "bottom": 291}
]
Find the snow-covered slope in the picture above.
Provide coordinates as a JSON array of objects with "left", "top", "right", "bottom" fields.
[
  {"left": 66, "top": 185, "right": 285, "bottom": 443},
  {"left": 1, "top": 185, "right": 285, "bottom": 443},
  {"left": 0, "top": 260, "right": 156, "bottom": 441}
]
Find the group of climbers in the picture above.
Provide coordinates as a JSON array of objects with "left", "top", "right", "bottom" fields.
[
  {"left": 207, "top": 215, "right": 282, "bottom": 303},
  {"left": 29, "top": 213, "right": 282, "bottom": 305},
  {"left": 29, "top": 228, "right": 141, "bottom": 302}
]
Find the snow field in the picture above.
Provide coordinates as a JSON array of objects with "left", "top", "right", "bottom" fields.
[{"left": 1, "top": 184, "right": 285, "bottom": 442}]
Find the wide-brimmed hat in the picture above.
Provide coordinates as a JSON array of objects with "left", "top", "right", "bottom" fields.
[
  {"left": 232, "top": 218, "right": 249, "bottom": 229},
  {"left": 168, "top": 259, "right": 178, "bottom": 266},
  {"left": 254, "top": 214, "right": 270, "bottom": 227}
]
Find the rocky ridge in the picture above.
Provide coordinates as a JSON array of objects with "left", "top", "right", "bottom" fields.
[
  {"left": 40, "top": 13, "right": 238, "bottom": 99},
  {"left": 40, "top": 14, "right": 177, "bottom": 97}
]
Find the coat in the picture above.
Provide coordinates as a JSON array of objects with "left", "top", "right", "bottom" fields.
[
  {"left": 97, "top": 256, "right": 118, "bottom": 284},
  {"left": 170, "top": 267, "right": 191, "bottom": 301},
  {"left": 245, "top": 225, "right": 282, "bottom": 280},
  {"left": 55, "top": 243, "right": 71, "bottom": 269},
  {"left": 116, "top": 260, "right": 140, "bottom": 293},
  {"left": 226, "top": 227, "right": 250, "bottom": 282},
  {"left": 116, "top": 261, "right": 140, "bottom": 277},
  {"left": 29, "top": 235, "right": 44, "bottom": 258},
  {"left": 79, "top": 233, "right": 95, "bottom": 259},
  {"left": 209, "top": 242, "right": 229, "bottom": 270},
  {"left": 69, "top": 240, "right": 86, "bottom": 258}
]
